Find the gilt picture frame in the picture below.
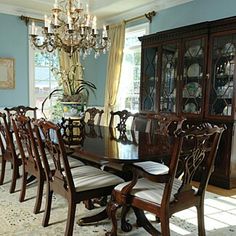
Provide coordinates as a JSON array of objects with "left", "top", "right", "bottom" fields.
[{"left": 0, "top": 58, "right": 15, "bottom": 89}]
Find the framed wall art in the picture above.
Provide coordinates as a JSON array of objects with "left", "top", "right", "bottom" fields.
[{"left": 0, "top": 58, "right": 15, "bottom": 89}]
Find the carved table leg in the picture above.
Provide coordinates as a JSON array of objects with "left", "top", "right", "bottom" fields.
[
  {"left": 77, "top": 208, "right": 108, "bottom": 225},
  {"left": 133, "top": 207, "right": 161, "bottom": 235}
]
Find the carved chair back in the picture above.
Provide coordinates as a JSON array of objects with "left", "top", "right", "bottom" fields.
[
  {"left": 60, "top": 117, "right": 84, "bottom": 146},
  {"left": 11, "top": 115, "right": 42, "bottom": 171},
  {"left": 147, "top": 113, "right": 186, "bottom": 135},
  {"left": 4, "top": 106, "right": 37, "bottom": 126},
  {"left": 84, "top": 107, "right": 104, "bottom": 125},
  {"left": 131, "top": 113, "right": 151, "bottom": 133},
  {"left": 109, "top": 110, "right": 134, "bottom": 132}
]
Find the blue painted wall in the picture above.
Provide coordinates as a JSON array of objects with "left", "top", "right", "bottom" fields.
[
  {"left": 81, "top": 53, "right": 108, "bottom": 106},
  {"left": 1, "top": 0, "right": 236, "bottom": 107},
  {"left": 151, "top": 0, "right": 236, "bottom": 32},
  {"left": 0, "top": 13, "right": 28, "bottom": 107}
]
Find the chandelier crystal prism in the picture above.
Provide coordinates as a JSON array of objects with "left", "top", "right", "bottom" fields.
[{"left": 30, "top": 0, "right": 110, "bottom": 58}]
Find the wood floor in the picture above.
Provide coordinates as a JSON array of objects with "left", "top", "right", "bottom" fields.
[{"left": 193, "top": 181, "right": 236, "bottom": 196}]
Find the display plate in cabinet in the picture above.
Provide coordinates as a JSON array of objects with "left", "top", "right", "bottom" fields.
[
  {"left": 183, "top": 82, "right": 202, "bottom": 97},
  {"left": 184, "top": 103, "right": 197, "bottom": 112},
  {"left": 225, "top": 62, "right": 234, "bottom": 76},
  {"left": 217, "top": 81, "right": 233, "bottom": 98},
  {"left": 187, "top": 63, "right": 201, "bottom": 77},
  {"left": 223, "top": 104, "right": 232, "bottom": 115},
  {"left": 185, "top": 45, "right": 203, "bottom": 58},
  {"left": 222, "top": 43, "right": 235, "bottom": 55}
]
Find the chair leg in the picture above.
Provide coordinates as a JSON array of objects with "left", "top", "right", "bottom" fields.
[
  {"left": 33, "top": 175, "right": 44, "bottom": 214},
  {"left": 105, "top": 199, "right": 121, "bottom": 236},
  {"left": 9, "top": 161, "right": 19, "bottom": 193},
  {"left": 19, "top": 168, "right": 28, "bottom": 202},
  {"left": 65, "top": 200, "right": 76, "bottom": 236},
  {"left": 42, "top": 183, "right": 53, "bottom": 227},
  {"left": 0, "top": 158, "right": 6, "bottom": 185},
  {"left": 121, "top": 205, "right": 132, "bottom": 232},
  {"left": 160, "top": 215, "right": 170, "bottom": 236},
  {"left": 197, "top": 201, "right": 206, "bottom": 236}
]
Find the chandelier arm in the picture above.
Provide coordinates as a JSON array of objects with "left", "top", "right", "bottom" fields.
[{"left": 31, "top": 36, "right": 48, "bottom": 50}]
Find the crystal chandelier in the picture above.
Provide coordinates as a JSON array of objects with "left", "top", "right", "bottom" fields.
[{"left": 30, "top": 0, "right": 110, "bottom": 58}]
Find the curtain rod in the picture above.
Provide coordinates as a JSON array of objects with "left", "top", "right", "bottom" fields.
[
  {"left": 125, "top": 11, "right": 156, "bottom": 24},
  {"left": 20, "top": 10, "right": 157, "bottom": 26},
  {"left": 20, "top": 15, "right": 43, "bottom": 25}
]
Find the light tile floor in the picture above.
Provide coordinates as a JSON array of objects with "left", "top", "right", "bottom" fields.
[{"left": 0, "top": 162, "right": 236, "bottom": 235}]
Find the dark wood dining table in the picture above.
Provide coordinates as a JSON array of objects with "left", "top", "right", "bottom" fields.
[
  {"left": 71, "top": 125, "right": 174, "bottom": 167},
  {"left": 65, "top": 125, "right": 174, "bottom": 226}
]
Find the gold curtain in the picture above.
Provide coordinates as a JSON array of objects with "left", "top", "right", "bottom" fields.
[{"left": 104, "top": 21, "right": 126, "bottom": 125}]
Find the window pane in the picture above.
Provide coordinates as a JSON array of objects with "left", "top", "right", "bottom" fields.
[
  {"left": 117, "top": 23, "right": 149, "bottom": 114},
  {"left": 34, "top": 51, "right": 59, "bottom": 119}
]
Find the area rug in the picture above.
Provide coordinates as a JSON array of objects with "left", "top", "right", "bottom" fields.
[{"left": 0, "top": 163, "right": 236, "bottom": 235}]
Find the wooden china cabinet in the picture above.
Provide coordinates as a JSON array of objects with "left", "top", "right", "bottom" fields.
[{"left": 139, "top": 16, "right": 236, "bottom": 189}]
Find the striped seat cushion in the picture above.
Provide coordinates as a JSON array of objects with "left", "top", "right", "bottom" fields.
[
  {"left": 68, "top": 156, "right": 84, "bottom": 168},
  {"left": 133, "top": 161, "right": 169, "bottom": 175},
  {"left": 42, "top": 155, "right": 84, "bottom": 170},
  {"left": 66, "top": 165, "right": 124, "bottom": 192},
  {"left": 115, "top": 178, "right": 183, "bottom": 205}
]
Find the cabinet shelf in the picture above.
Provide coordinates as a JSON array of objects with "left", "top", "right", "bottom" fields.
[
  {"left": 183, "top": 76, "right": 203, "bottom": 82},
  {"left": 183, "top": 57, "right": 204, "bottom": 66},
  {"left": 182, "top": 97, "right": 202, "bottom": 100}
]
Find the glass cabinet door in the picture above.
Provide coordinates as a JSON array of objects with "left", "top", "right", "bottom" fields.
[
  {"left": 140, "top": 47, "right": 158, "bottom": 112},
  {"left": 160, "top": 43, "right": 179, "bottom": 113},
  {"left": 207, "top": 34, "right": 236, "bottom": 117},
  {"left": 181, "top": 37, "right": 206, "bottom": 115}
]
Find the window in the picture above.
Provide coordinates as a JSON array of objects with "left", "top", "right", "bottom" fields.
[
  {"left": 29, "top": 47, "right": 59, "bottom": 119},
  {"left": 116, "top": 23, "right": 149, "bottom": 112}
]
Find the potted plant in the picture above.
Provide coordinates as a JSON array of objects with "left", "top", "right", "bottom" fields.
[{"left": 42, "top": 63, "right": 96, "bottom": 118}]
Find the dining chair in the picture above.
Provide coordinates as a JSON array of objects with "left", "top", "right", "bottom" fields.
[
  {"left": 106, "top": 123, "right": 225, "bottom": 236},
  {"left": 33, "top": 119, "right": 124, "bottom": 236},
  {"left": 11, "top": 115, "right": 85, "bottom": 214},
  {"left": 109, "top": 110, "right": 134, "bottom": 131},
  {"left": 0, "top": 112, "right": 22, "bottom": 193},
  {"left": 84, "top": 107, "right": 104, "bottom": 125},
  {"left": 11, "top": 114, "right": 45, "bottom": 214}
]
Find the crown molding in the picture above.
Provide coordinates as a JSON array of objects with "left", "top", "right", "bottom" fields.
[
  {"left": 0, "top": 0, "right": 193, "bottom": 25},
  {"left": 103, "top": 0, "right": 193, "bottom": 25},
  {"left": 0, "top": 3, "right": 47, "bottom": 19}
]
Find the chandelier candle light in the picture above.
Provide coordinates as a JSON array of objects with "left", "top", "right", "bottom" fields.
[{"left": 30, "top": 0, "right": 110, "bottom": 58}]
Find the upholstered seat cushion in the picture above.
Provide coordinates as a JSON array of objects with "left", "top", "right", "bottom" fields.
[
  {"left": 67, "top": 156, "right": 84, "bottom": 168},
  {"left": 67, "top": 165, "right": 124, "bottom": 192},
  {"left": 114, "top": 178, "right": 182, "bottom": 205},
  {"left": 133, "top": 161, "right": 169, "bottom": 175},
  {"left": 41, "top": 155, "right": 84, "bottom": 170}
]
